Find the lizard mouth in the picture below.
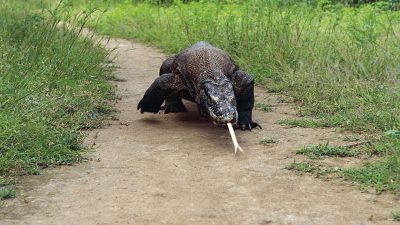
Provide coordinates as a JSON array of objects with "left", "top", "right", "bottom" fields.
[
  {"left": 211, "top": 116, "right": 237, "bottom": 125},
  {"left": 207, "top": 108, "right": 238, "bottom": 125}
]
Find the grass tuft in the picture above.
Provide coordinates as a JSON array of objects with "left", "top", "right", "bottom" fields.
[
  {"left": 0, "top": 186, "right": 16, "bottom": 200},
  {"left": 393, "top": 211, "right": 400, "bottom": 221},
  {"left": 0, "top": 177, "right": 15, "bottom": 200},
  {"left": 277, "top": 118, "right": 341, "bottom": 128},
  {"left": 285, "top": 161, "right": 339, "bottom": 177},
  {"left": 286, "top": 161, "right": 320, "bottom": 174},
  {"left": 255, "top": 103, "right": 273, "bottom": 112},
  {"left": 259, "top": 137, "right": 278, "bottom": 145},
  {"left": 296, "top": 144, "right": 356, "bottom": 159},
  {"left": 294, "top": 136, "right": 400, "bottom": 193},
  {"left": 341, "top": 162, "right": 400, "bottom": 193},
  {"left": 340, "top": 136, "right": 400, "bottom": 193}
]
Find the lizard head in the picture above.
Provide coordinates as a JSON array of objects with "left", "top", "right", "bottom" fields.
[{"left": 197, "top": 79, "right": 238, "bottom": 124}]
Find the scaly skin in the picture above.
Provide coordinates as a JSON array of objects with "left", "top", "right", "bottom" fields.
[{"left": 137, "top": 41, "right": 261, "bottom": 130}]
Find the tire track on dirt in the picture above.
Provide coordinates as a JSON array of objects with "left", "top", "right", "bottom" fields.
[{"left": 0, "top": 36, "right": 398, "bottom": 225}]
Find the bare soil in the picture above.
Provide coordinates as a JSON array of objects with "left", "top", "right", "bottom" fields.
[{"left": 1, "top": 37, "right": 399, "bottom": 225}]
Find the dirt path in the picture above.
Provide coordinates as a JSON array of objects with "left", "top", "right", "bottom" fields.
[{"left": 1, "top": 37, "right": 399, "bottom": 225}]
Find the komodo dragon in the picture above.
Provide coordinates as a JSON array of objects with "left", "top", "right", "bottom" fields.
[{"left": 137, "top": 41, "right": 261, "bottom": 131}]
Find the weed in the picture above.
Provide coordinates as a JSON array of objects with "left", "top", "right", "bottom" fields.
[
  {"left": 340, "top": 136, "right": 400, "bottom": 193},
  {"left": 0, "top": 177, "right": 15, "bottom": 200},
  {"left": 255, "top": 103, "right": 273, "bottom": 112},
  {"left": 106, "top": 74, "right": 126, "bottom": 82},
  {"left": 385, "top": 129, "right": 400, "bottom": 137},
  {"left": 294, "top": 136, "right": 400, "bottom": 193},
  {"left": 296, "top": 144, "right": 355, "bottom": 159},
  {"left": 285, "top": 161, "right": 339, "bottom": 178},
  {"left": 342, "top": 135, "right": 361, "bottom": 142},
  {"left": 393, "top": 211, "right": 400, "bottom": 221},
  {"left": 0, "top": 177, "right": 13, "bottom": 188},
  {"left": 286, "top": 161, "right": 320, "bottom": 174},
  {"left": 259, "top": 137, "right": 278, "bottom": 145},
  {"left": 277, "top": 118, "right": 340, "bottom": 128},
  {"left": 341, "top": 162, "right": 398, "bottom": 193},
  {"left": 0, "top": 186, "right": 16, "bottom": 200}
]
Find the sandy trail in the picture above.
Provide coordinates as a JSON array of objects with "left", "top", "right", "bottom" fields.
[{"left": 1, "top": 36, "right": 399, "bottom": 225}]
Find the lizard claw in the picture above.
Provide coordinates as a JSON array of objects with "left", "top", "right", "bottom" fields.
[{"left": 235, "top": 122, "right": 262, "bottom": 131}]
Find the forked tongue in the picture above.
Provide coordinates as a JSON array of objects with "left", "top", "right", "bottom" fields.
[{"left": 227, "top": 123, "right": 244, "bottom": 154}]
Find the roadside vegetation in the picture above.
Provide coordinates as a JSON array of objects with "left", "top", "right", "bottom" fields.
[
  {"left": 288, "top": 132, "right": 400, "bottom": 194},
  {"left": 393, "top": 210, "right": 400, "bottom": 221},
  {"left": 1, "top": 0, "right": 399, "bottom": 217},
  {"left": 64, "top": 0, "right": 400, "bottom": 197},
  {"left": 296, "top": 144, "right": 356, "bottom": 158},
  {"left": 259, "top": 137, "right": 278, "bottom": 145},
  {"left": 0, "top": 0, "right": 115, "bottom": 191},
  {"left": 0, "top": 177, "right": 15, "bottom": 200},
  {"left": 254, "top": 103, "right": 273, "bottom": 112}
]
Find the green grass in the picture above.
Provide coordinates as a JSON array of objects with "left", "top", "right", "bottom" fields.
[
  {"left": 285, "top": 161, "right": 339, "bottom": 178},
  {"left": 341, "top": 135, "right": 400, "bottom": 193},
  {"left": 291, "top": 135, "right": 400, "bottom": 193},
  {"left": 0, "top": 186, "right": 16, "bottom": 200},
  {"left": 342, "top": 161, "right": 399, "bottom": 193},
  {"left": 277, "top": 118, "right": 341, "bottom": 128},
  {"left": 342, "top": 135, "right": 361, "bottom": 142},
  {"left": 0, "top": 1, "right": 115, "bottom": 177},
  {"left": 259, "top": 137, "right": 278, "bottom": 145},
  {"left": 73, "top": 0, "right": 400, "bottom": 133},
  {"left": 296, "top": 144, "right": 356, "bottom": 159},
  {"left": 255, "top": 103, "right": 273, "bottom": 112},
  {"left": 286, "top": 161, "right": 321, "bottom": 174},
  {"left": 59, "top": 0, "right": 400, "bottom": 194},
  {"left": 287, "top": 158, "right": 400, "bottom": 194},
  {"left": 64, "top": 0, "right": 400, "bottom": 194},
  {"left": 393, "top": 211, "right": 400, "bottom": 221},
  {"left": 0, "top": 177, "right": 15, "bottom": 200}
]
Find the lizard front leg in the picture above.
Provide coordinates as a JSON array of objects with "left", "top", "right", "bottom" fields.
[
  {"left": 137, "top": 73, "right": 185, "bottom": 114},
  {"left": 231, "top": 70, "right": 262, "bottom": 131},
  {"left": 158, "top": 54, "right": 189, "bottom": 113}
]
